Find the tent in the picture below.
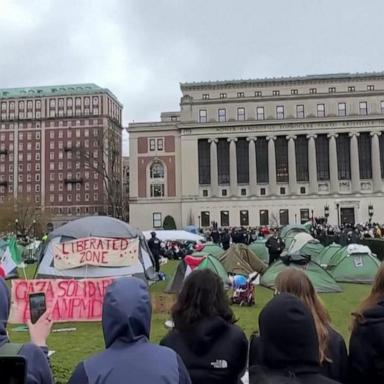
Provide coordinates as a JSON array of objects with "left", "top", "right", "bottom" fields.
[
  {"left": 183, "top": 225, "right": 200, "bottom": 234},
  {"left": 318, "top": 243, "right": 343, "bottom": 267},
  {"left": 287, "top": 232, "right": 315, "bottom": 254},
  {"left": 165, "top": 254, "right": 229, "bottom": 294},
  {"left": 143, "top": 230, "right": 204, "bottom": 243},
  {"left": 219, "top": 243, "right": 268, "bottom": 276},
  {"left": 37, "top": 216, "right": 155, "bottom": 280},
  {"left": 280, "top": 224, "right": 310, "bottom": 239},
  {"left": 260, "top": 252, "right": 342, "bottom": 293},
  {"left": 299, "top": 240, "right": 324, "bottom": 262},
  {"left": 328, "top": 244, "right": 381, "bottom": 284},
  {"left": 193, "top": 242, "right": 225, "bottom": 259},
  {"left": 248, "top": 239, "right": 270, "bottom": 264}
]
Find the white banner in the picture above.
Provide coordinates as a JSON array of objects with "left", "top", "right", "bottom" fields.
[{"left": 54, "top": 237, "right": 139, "bottom": 270}]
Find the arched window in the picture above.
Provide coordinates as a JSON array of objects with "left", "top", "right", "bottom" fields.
[{"left": 150, "top": 162, "right": 164, "bottom": 178}]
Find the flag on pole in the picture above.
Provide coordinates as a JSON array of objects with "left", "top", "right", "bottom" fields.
[{"left": 0, "top": 237, "right": 22, "bottom": 278}]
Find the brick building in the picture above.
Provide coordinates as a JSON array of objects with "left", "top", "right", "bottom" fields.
[{"left": 0, "top": 84, "right": 123, "bottom": 222}]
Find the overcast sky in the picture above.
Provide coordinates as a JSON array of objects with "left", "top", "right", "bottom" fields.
[{"left": 1, "top": 0, "right": 384, "bottom": 154}]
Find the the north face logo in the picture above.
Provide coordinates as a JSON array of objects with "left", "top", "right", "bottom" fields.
[{"left": 210, "top": 360, "right": 228, "bottom": 369}]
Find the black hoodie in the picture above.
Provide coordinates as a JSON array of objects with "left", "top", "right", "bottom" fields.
[
  {"left": 161, "top": 316, "right": 248, "bottom": 384},
  {"left": 249, "top": 293, "right": 340, "bottom": 384},
  {"left": 349, "top": 299, "right": 384, "bottom": 383}
]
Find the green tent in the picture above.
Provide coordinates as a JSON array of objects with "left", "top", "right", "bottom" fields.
[
  {"left": 197, "top": 242, "right": 225, "bottom": 258},
  {"left": 249, "top": 239, "right": 270, "bottom": 264},
  {"left": 299, "top": 240, "right": 324, "bottom": 262},
  {"left": 318, "top": 243, "right": 343, "bottom": 268},
  {"left": 219, "top": 243, "right": 268, "bottom": 276},
  {"left": 280, "top": 224, "right": 310, "bottom": 239},
  {"left": 328, "top": 244, "right": 381, "bottom": 284},
  {"left": 165, "top": 253, "right": 228, "bottom": 294},
  {"left": 260, "top": 252, "right": 342, "bottom": 293}
]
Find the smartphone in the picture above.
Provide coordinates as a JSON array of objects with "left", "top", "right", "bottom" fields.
[
  {"left": 29, "top": 292, "right": 46, "bottom": 324},
  {"left": 0, "top": 356, "right": 27, "bottom": 384}
]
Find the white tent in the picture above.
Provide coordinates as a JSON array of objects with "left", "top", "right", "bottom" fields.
[
  {"left": 37, "top": 216, "right": 155, "bottom": 280},
  {"left": 143, "top": 230, "right": 204, "bottom": 242},
  {"left": 287, "top": 232, "right": 314, "bottom": 254}
]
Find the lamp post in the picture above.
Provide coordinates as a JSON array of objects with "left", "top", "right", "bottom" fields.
[
  {"left": 336, "top": 203, "right": 340, "bottom": 227},
  {"left": 198, "top": 215, "right": 201, "bottom": 229},
  {"left": 14, "top": 219, "right": 18, "bottom": 235},
  {"left": 311, "top": 209, "right": 314, "bottom": 225},
  {"left": 324, "top": 205, "right": 329, "bottom": 223},
  {"left": 368, "top": 204, "right": 374, "bottom": 225}
]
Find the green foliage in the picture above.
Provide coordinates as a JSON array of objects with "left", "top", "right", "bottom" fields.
[{"left": 163, "top": 215, "right": 176, "bottom": 230}]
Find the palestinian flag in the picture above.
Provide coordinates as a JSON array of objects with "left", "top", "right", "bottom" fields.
[{"left": 0, "top": 237, "right": 22, "bottom": 278}]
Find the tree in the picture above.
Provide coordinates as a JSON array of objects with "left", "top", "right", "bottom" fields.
[
  {"left": 0, "top": 196, "right": 52, "bottom": 238},
  {"left": 163, "top": 215, "right": 177, "bottom": 230},
  {"left": 68, "top": 124, "right": 123, "bottom": 218}
]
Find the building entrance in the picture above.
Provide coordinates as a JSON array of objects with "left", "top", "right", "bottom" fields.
[{"left": 340, "top": 207, "right": 355, "bottom": 225}]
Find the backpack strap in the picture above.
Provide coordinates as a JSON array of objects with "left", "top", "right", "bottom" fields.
[{"left": 0, "top": 343, "right": 23, "bottom": 356}]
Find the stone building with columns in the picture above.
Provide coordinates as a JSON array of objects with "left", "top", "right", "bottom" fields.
[{"left": 128, "top": 72, "right": 384, "bottom": 230}]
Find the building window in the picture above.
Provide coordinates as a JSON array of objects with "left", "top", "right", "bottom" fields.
[
  {"left": 275, "top": 136, "right": 288, "bottom": 182},
  {"left": 221, "top": 189, "right": 227, "bottom": 197},
  {"left": 217, "top": 139, "right": 230, "bottom": 184},
  {"left": 300, "top": 209, "right": 310, "bottom": 224},
  {"left": 359, "top": 101, "right": 368, "bottom": 115},
  {"left": 348, "top": 86, "right": 355, "bottom": 92},
  {"left": 317, "top": 104, "right": 325, "bottom": 117},
  {"left": 199, "top": 109, "right": 207, "bottom": 123},
  {"left": 220, "top": 211, "right": 229, "bottom": 226},
  {"left": 380, "top": 101, "right": 384, "bottom": 113},
  {"left": 201, "top": 211, "right": 210, "bottom": 227},
  {"left": 240, "top": 210, "right": 249, "bottom": 226},
  {"left": 309, "top": 88, "right": 317, "bottom": 94},
  {"left": 279, "top": 209, "right": 289, "bottom": 225},
  {"left": 236, "top": 138, "right": 249, "bottom": 184},
  {"left": 260, "top": 187, "right": 266, "bottom": 195},
  {"left": 295, "top": 135, "right": 309, "bottom": 181},
  {"left": 153, "top": 212, "right": 162, "bottom": 228},
  {"left": 237, "top": 92, "right": 244, "bottom": 98},
  {"left": 218, "top": 109, "right": 226, "bottom": 122},
  {"left": 237, "top": 107, "right": 245, "bottom": 121},
  {"left": 202, "top": 189, "right": 208, "bottom": 197},
  {"left": 300, "top": 186, "right": 306, "bottom": 194},
  {"left": 260, "top": 210, "right": 269, "bottom": 225},
  {"left": 358, "top": 132, "right": 372, "bottom": 179},
  {"left": 336, "top": 133, "right": 351, "bottom": 180},
  {"left": 291, "top": 89, "right": 298, "bottom": 95},
  {"left": 157, "top": 138, "right": 164, "bottom": 151},
  {"left": 296, "top": 105, "right": 304, "bottom": 119},
  {"left": 338, "top": 102, "right": 346, "bottom": 117},
  {"left": 240, "top": 188, "right": 246, "bottom": 196},
  {"left": 202, "top": 94, "right": 209, "bottom": 100},
  {"left": 328, "top": 87, "right": 336, "bottom": 93},
  {"left": 150, "top": 161, "right": 164, "bottom": 178},
  {"left": 255, "top": 91, "right": 262, "bottom": 97},
  {"left": 380, "top": 134, "right": 384, "bottom": 178},
  {"left": 280, "top": 187, "right": 286, "bottom": 195},
  {"left": 150, "top": 184, "right": 164, "bottom": 197},
  {"left": 198, "top": 139, "right": 210, "bottom": 184},
  {"left": 276, "top": 106, "right": 284, "bottom": 120},
  {"left": 256, "top": 137, "right": 269, "bottom": 183},
  {"left": 220, "top": 93, "right": 227, "bottom": 99},
  {"left": 256, "top": 106, "right": 264, "bottom": 120},
  {"left": 316, "top": 134, "right": 330, "bottom": 180},
  {"left": 367, "top": 85, "right": 375, "bottom": 91},
  {"left": 272, "top": 90, "right": 280, "bottom": 96},
  {"left": 149, "top": 138, "right": 156, "bottom": 151}
]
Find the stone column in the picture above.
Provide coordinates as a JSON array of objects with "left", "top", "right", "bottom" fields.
[
  {"left": 307, "top": 134, "right": 317, "bottom": 194},
  {"left": 328, "top": 133, "right": 339, "bottom": 194},
  {"left": 228, "top": 137, "right": 238, "bottom": 196},
  {"left": 247, "top": 137, "right": 257, "bottom": 196},
  {"left": 371, "top": 131, "right": 382, "bottom": 193},
  {"left": 208, "top": 138, "right": 218, "bottom": 197},
  {"left": 349, "top": 132, "right": 360, "bottom": 194},
  {"left": 267, "top": 136, "right": 277, "bottom": 195},
  {"left": 287, "top": 135, "right": 297, "bottom": 195}
]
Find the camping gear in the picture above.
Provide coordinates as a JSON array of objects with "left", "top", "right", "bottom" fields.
[
  {"left": 248, "top": 239, "right": 270, "bottom": 264},
  {"left": 143, "top": 230, "right": 204, "bottom": 243},
  {"left": 328, "top": 244, "right": 381, "bottom": 284},
  {"left": 280, "top": 224, "right": 310, "bottom": 239},
  {"left": 286, "top": 232, "right": 315, "bottom": 254},
  {"left": 193, "top": 242, "right": 225, "bottom": 259},
  {"left": 260, "top": 251, "right": 342, "bottom": 293},
  {"left": 165, "top": 254, "right": 229, "bottom": 294},
  {"left": 298, "top": 240, "right": 324, "bottom": 262},
  {"left": 318, "top": 243, "right": 343, "bottom": 267},
  {"left": 219, "top": 243, "right": 268, "bottom": 276},
  {"left": 36, "top": 216, "right": 155, "bottom": 280}
]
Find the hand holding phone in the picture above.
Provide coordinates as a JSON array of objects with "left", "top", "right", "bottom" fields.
[
  {"left": 29, "top": 293, "right": 46, "bottom": 324},
  {"left": 27, "top": 310, "right": 53, "bottom": 348}
]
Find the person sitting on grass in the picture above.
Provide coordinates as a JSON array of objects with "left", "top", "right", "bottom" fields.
[
  {"left": 0, "top": 277, "right": 54, "bottom": 384},
  {"left": 68, "top": 277, "right": 191, "bottom": 384},
  {"left": 161, "top": 269, "right": 248, "bottom": 384}
]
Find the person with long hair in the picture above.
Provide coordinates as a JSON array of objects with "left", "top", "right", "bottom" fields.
[
  {"left": 249, "top": 268, "right": 347, "bottom": 383},
  {"left": 161, "top": 269, "right": 248, "bottom": 384},
  {"left": 349, "top": 263, "right": 384, "bottom": 383}
]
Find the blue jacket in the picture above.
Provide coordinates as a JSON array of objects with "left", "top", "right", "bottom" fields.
[
  {"left": 0, "top": 278, "right": 54, "bottom": 384},
  {"left": 68, "top": 277, "right": 191, "bottom": 384}
]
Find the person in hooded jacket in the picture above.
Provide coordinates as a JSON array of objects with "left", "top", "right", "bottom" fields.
[
  {"left": 0, "top": 278, "right": 54, "bottom": 384},
  {"left": 349, "top": 263, "right": 384, "bottom": 383},
  {"left": 161, "top": 269, "right": 248, "bottom": 384},
  {"left": 250, "top": 268, "right": 347, "bottom": 383},
  {"left": 68, "top": 277, "right": 191, "bottom": 384},
  {"left": 249, "top": 293, "right": 340, "bottom": 384}
]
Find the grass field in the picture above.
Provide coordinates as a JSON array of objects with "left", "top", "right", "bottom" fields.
[{"left": 8, "top": 261, "right": 371, "bottom": 383}]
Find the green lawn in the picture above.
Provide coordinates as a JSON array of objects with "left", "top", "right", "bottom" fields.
[{"left": 8, "top": 261, "right": 371, "bottom": 383}]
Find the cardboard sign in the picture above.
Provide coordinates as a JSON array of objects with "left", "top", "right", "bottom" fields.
[
  {"left": 9, "top": 278, "right": 114, "bottom": 323},
  {"left": 54, "top": 237, "right": 139, "bottom": 270}
]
